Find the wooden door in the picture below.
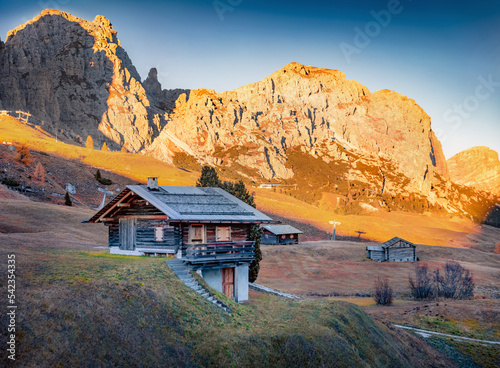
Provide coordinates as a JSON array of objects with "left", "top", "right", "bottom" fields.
[
  {"left": 222, "top": 268, "right": 234, "bottom": 299},
  {"left": 119, "top": 218, "right": 136, "bottom": 250}
]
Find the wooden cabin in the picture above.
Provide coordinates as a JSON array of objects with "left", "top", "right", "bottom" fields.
[
  {"left": 87, "top": 178, "right": 275, "bottom": 302},
  {"left": 367, "top": 237, "right": 417, "bottom": 262},
  {"left": 261, "top": 224, "right": 303, "bottom": 245}
]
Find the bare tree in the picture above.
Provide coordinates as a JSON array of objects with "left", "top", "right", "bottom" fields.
[
  {"left": 409, "top": 264, "right": 434, "bottom": 300},
  {"left": 409, "top": 262, "right": 474, "bottom": 300},
  {"left": 374, "top": 276, "right": 393, "bottom": 305},
  {"left": 435, "top": 262, "right": 474, "bottom": 299}
]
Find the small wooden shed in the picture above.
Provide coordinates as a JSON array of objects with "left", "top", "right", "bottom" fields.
[
  {"left": 367, "top": 237, "right": 417, "bottom": 262},
  {"left": 261, "top": 224, "right": 303, "bottom": 245}
]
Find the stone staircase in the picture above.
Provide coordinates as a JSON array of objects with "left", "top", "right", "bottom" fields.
[{"left": 166, "top": 260, "right": 232, "bottom": 314}]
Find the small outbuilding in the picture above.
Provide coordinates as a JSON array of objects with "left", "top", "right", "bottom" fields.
[
  {"left": 261, "top": 224, "right": 303, "bottom": 245},
  {"left": 367, "top": 237, "right": 417, "bottom": 262}
]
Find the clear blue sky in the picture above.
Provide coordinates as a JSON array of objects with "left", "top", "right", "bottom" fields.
[{"left": 1, "top": 0, "right": 499, "bottom": 159}]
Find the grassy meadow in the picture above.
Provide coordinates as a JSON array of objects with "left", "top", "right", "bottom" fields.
[
  {"left": 0, "top": 115, "right": 197, "bottom": 186},
  {"left": 0, "top": 115, "right": 499, "bottom": 367},
  {"left": 0, "top": 237, "right": 450, "bottom": 367}
]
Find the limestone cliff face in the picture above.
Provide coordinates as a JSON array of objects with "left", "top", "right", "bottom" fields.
[
  {"left": 2, "top": 11, "right": 465, "bottom": 212},
  {"left": 448, "top": 146, "right": 500, "bottom": 196},
  {"left": 144, "top": 62, "right": 448, "bottom": 195},
  {"left": 142, "top": 67, "right": 190, "bottom": 112},
  {"left": 0, "top": 9, "right": 160, "bottom": 151}
]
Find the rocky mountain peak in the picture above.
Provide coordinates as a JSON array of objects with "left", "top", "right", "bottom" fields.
[
  {"left": 448, "top": 146, "right": 500, "bottom": 196},
  {"left": 145, "top": 62, "right": 448, "bottom": 196},
  {"left": 142, "top": 66, "right": 191, "bottom": 112},
  {"left": 0, "top": 9, "right": 158, "bottom": 151},
  {"left": 2, "top": 12, "right": 494, "bottom": 220},
  {"left": 7, "top": 9, "right": 81, "bottom": 40},
  {"left": 143, "top": 67, "right": 162, "bottom": 99}
]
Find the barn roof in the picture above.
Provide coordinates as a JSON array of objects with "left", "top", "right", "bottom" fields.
[
  {"left": 262, "top": 224, "right": 303, "bottom": 235},
  {"left": 381, "top": 237, "right": 415, "bottom": 248},
  {"left": 88, "top": 185, "right": 275, "bottom": 224},
  {"left": 366, "top": 245, "right": 383, "bottom": 251}
]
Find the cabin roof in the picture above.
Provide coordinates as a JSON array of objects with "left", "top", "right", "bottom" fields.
[
  {"left": 88, "top": 185, "right": 275, "bottom": 224},
  {"left": 381, "top": 237, "right": 416, "bottom": 248},
  {"left": 366, "top": 245, "right": 383, "bottom": 251},
  {"left": 262, "top": 224, "right": 303, "bottom": 235}
]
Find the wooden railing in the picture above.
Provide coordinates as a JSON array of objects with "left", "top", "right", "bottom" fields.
[{"left": 184, "top": 241, "right": 255, "bottom": 263}]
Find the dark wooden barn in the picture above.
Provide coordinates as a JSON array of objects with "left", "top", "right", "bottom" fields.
[
  {"left": 367, "top": 237, "right": 417, "bottom": 262},
  {"left": 261, "top": 224, "right": 303, "bottom": 245},
  {"left": 87, "top": 178, "right": 275, "bottom": 301}
]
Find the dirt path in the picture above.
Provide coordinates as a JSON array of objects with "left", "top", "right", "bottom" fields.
[{"left": 395, "top": 324, "right": 500, "bottom": 345}]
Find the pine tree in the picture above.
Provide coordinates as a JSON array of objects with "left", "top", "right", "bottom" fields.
[
  {"left": 64, "top": 191, "right": 72, "bottom": 206},
  {"left": 101, "top": 142, "right": 108, "bottom": 152},
  {"left": 196, "top": 166, "right": 221, "bottom": 187},
  {"left": 248, "top": 224, "right": 263, "bottom": 282},
  {"left": 233, "top": 180, "right": 255, "bottom": 208},
  {"left": 33, "top": 162, "right": 46, "bottom": 183},
  {"left": 85, "top": 135, "right": 94, "bottom": 150},
  {"left": 95, "top": 169, "right": 112, "bottom": 185}
]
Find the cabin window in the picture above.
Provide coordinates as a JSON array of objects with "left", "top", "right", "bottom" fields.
[
  {"left": 216, "top": 226, "right": 231, "bottom": 242},
  {"left": 155, "top": 226, "right": 164, "bottom": 242},
  {"left": 189, "top": 224, "right": 205, "bottom": 244}
]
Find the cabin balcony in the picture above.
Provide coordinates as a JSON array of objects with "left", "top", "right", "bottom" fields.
[{"left": 183, "top": 241, "right": 255, "bottom": 264}]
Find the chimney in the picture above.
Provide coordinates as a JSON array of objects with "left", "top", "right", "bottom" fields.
[{"left": 147, "top": 177, "right": 159, "bottom": 190}]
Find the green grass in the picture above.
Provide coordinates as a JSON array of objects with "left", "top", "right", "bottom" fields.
[
  {"left": 412, "top": 315, "right": 500, "bottom": 368},
  {"left": 0, "top": 246, "right": 437, "bottom": 367}
]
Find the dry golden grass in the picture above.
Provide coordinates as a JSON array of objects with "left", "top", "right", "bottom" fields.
[
  {"left": 0, "top": 197, "right": 107, "bottom": 243},
  {"left": 0, "top": 115, "right": 197, "bottom": 186},
  {"left": 326, "top": 297, "right": 377, "bottom": 307},
  {"left": 254, "top": 188, "right": 492, "bottom": 248},
  {"left": 0, "top": 195, "right": 456, "bottom": 368},
  {"left": 258, "top": 240, "right": 500, "bottom": 298}
]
